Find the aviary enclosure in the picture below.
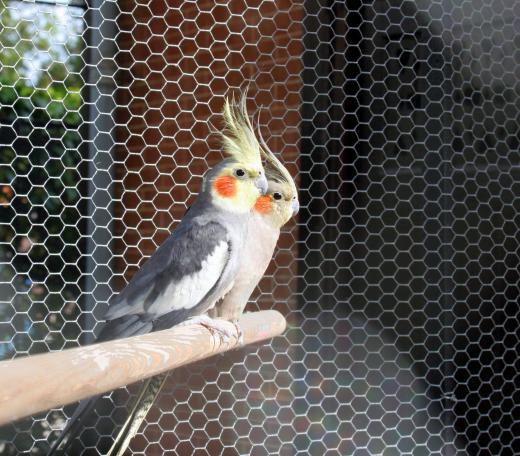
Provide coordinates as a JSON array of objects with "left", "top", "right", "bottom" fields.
[{"left": 1, "top": 0, "right": 519, "bottom": 454}]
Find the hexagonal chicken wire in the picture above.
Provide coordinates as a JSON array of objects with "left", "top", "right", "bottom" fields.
[{"left": 1, "top": 0, "right": 520, "bottom": 455}]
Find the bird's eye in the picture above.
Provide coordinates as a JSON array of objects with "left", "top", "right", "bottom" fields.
[
  {"left": 273, "top": 192, "right": 283, "bottom": 200},
  {"left": 234, "top": 168, "right": 246, "bottom": 178}
]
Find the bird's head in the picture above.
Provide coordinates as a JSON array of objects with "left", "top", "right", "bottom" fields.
[
  {"left": 205, "top": 96, "right": 267, "bottom": 213},
  {"left": 254, "top": 180, "right": 299, "bottom": 227},
  {"left": 253, "top": 126, "right": 299, "bottom": 227}
]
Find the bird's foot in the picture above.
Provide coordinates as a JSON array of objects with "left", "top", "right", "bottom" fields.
[{"left": 182, "top": 315, "right": 237, "bottom": 344}]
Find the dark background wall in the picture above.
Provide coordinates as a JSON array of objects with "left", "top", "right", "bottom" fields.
[{"left": 300, "top": 1, "right": 520, "bottom": 455}]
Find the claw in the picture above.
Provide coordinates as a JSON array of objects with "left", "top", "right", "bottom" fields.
[
  {"left": 182, "top": 315, "right": 236, "bottom": 344},
  {"left": 232, "top": 319, "right": 244, "bottom": 346}
]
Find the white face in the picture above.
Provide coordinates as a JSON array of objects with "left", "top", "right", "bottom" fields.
[{"left": 254, "top": 181, "right": 299, "bottom": 227}]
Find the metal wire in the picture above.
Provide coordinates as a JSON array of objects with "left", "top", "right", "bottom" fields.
[{"left": 1, "top": 0, "right": 520, "bottom": 455}]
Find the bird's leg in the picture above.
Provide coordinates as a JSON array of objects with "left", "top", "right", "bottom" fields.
[{"left": 180, "top": 315, "right": 237, "bottom": 344}]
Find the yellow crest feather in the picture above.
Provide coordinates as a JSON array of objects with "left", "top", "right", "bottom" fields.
[
  {"left": 256, "top": 123, "right": 297, "bottom": 197},
  {"left": 221, "top": 95, "right": 262, "bottom": 167}
]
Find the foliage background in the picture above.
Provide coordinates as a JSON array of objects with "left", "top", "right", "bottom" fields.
[{"left": 0, "top": 2, "right": 87, "bottom": 451}]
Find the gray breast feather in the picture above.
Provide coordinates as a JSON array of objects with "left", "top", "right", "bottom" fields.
[
  {"left": 104, "top": 219, "right": 230, "bottom": 322},
  {"left": 213, "top": 213, "right": 279, "bottom": 321}
]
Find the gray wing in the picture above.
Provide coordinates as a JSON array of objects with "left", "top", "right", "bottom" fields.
[
  {"left": 49, "top": 219, "right": 232, "bottom": 453},
  {"left": 98, "top": 219, "right": 230, "bottom": 341}
]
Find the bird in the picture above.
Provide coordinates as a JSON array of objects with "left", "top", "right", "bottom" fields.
[
  {"left": 47, "top": 95, "right": 268, "bottom": 455},
  {"left": 106, "top": 128, "right": 299, "bottom": 456},
  {"left": 209, "top": 125, "right": 299, "bottom": 324}
]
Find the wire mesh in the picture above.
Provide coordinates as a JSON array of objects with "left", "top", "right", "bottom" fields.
[{"left": 1, "top": 0, "right": 520, "bottom": 455}]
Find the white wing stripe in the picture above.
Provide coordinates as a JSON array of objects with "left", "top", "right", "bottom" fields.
[{"left": 151, "top": 241, "right": 229, "bottom": 314}]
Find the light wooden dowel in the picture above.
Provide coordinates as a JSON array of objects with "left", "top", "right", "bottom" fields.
[{"left": 0, "top": 310, "right": 286, "bottom": 426}]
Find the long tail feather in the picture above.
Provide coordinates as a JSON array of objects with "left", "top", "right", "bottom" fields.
[
  {"left": 108, "top": 373, "right": 168, "bottom": 456},
  {"left": 47, "top": 394, "right": 102, "bottom": 455}
]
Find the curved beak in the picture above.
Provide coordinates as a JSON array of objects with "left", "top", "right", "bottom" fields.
[
  {"left": 292, "top": 197, "right": 300, "bottom": 216},
  {"left": 255, "top": 173, "right": 268, "bottom": 195}
]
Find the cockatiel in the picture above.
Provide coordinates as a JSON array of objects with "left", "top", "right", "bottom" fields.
[
  {"left": 47, "top": 95, "right": 268, "bottom": 455},
  {"left": 106, "top": 131, "right": 299, "bottom": 456},
  {"left": 210, "top": 130, "right": 299, "bottom": 323}
]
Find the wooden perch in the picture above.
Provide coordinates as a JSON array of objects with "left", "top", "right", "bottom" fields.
[{"left": 0, "top": 310, "right": 286, "bottom": 426}]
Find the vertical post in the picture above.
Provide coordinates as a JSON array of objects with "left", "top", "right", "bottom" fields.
[{"left": 81, "top": 0, "right": 118, "bottom": 343}]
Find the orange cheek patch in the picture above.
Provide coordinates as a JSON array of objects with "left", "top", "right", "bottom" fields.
[
  {"left": 254, "top": 195, "right": 272, "bottom": 214},
  {"left": 213, "top": 175, "right": 237, "bottom": 198}
]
